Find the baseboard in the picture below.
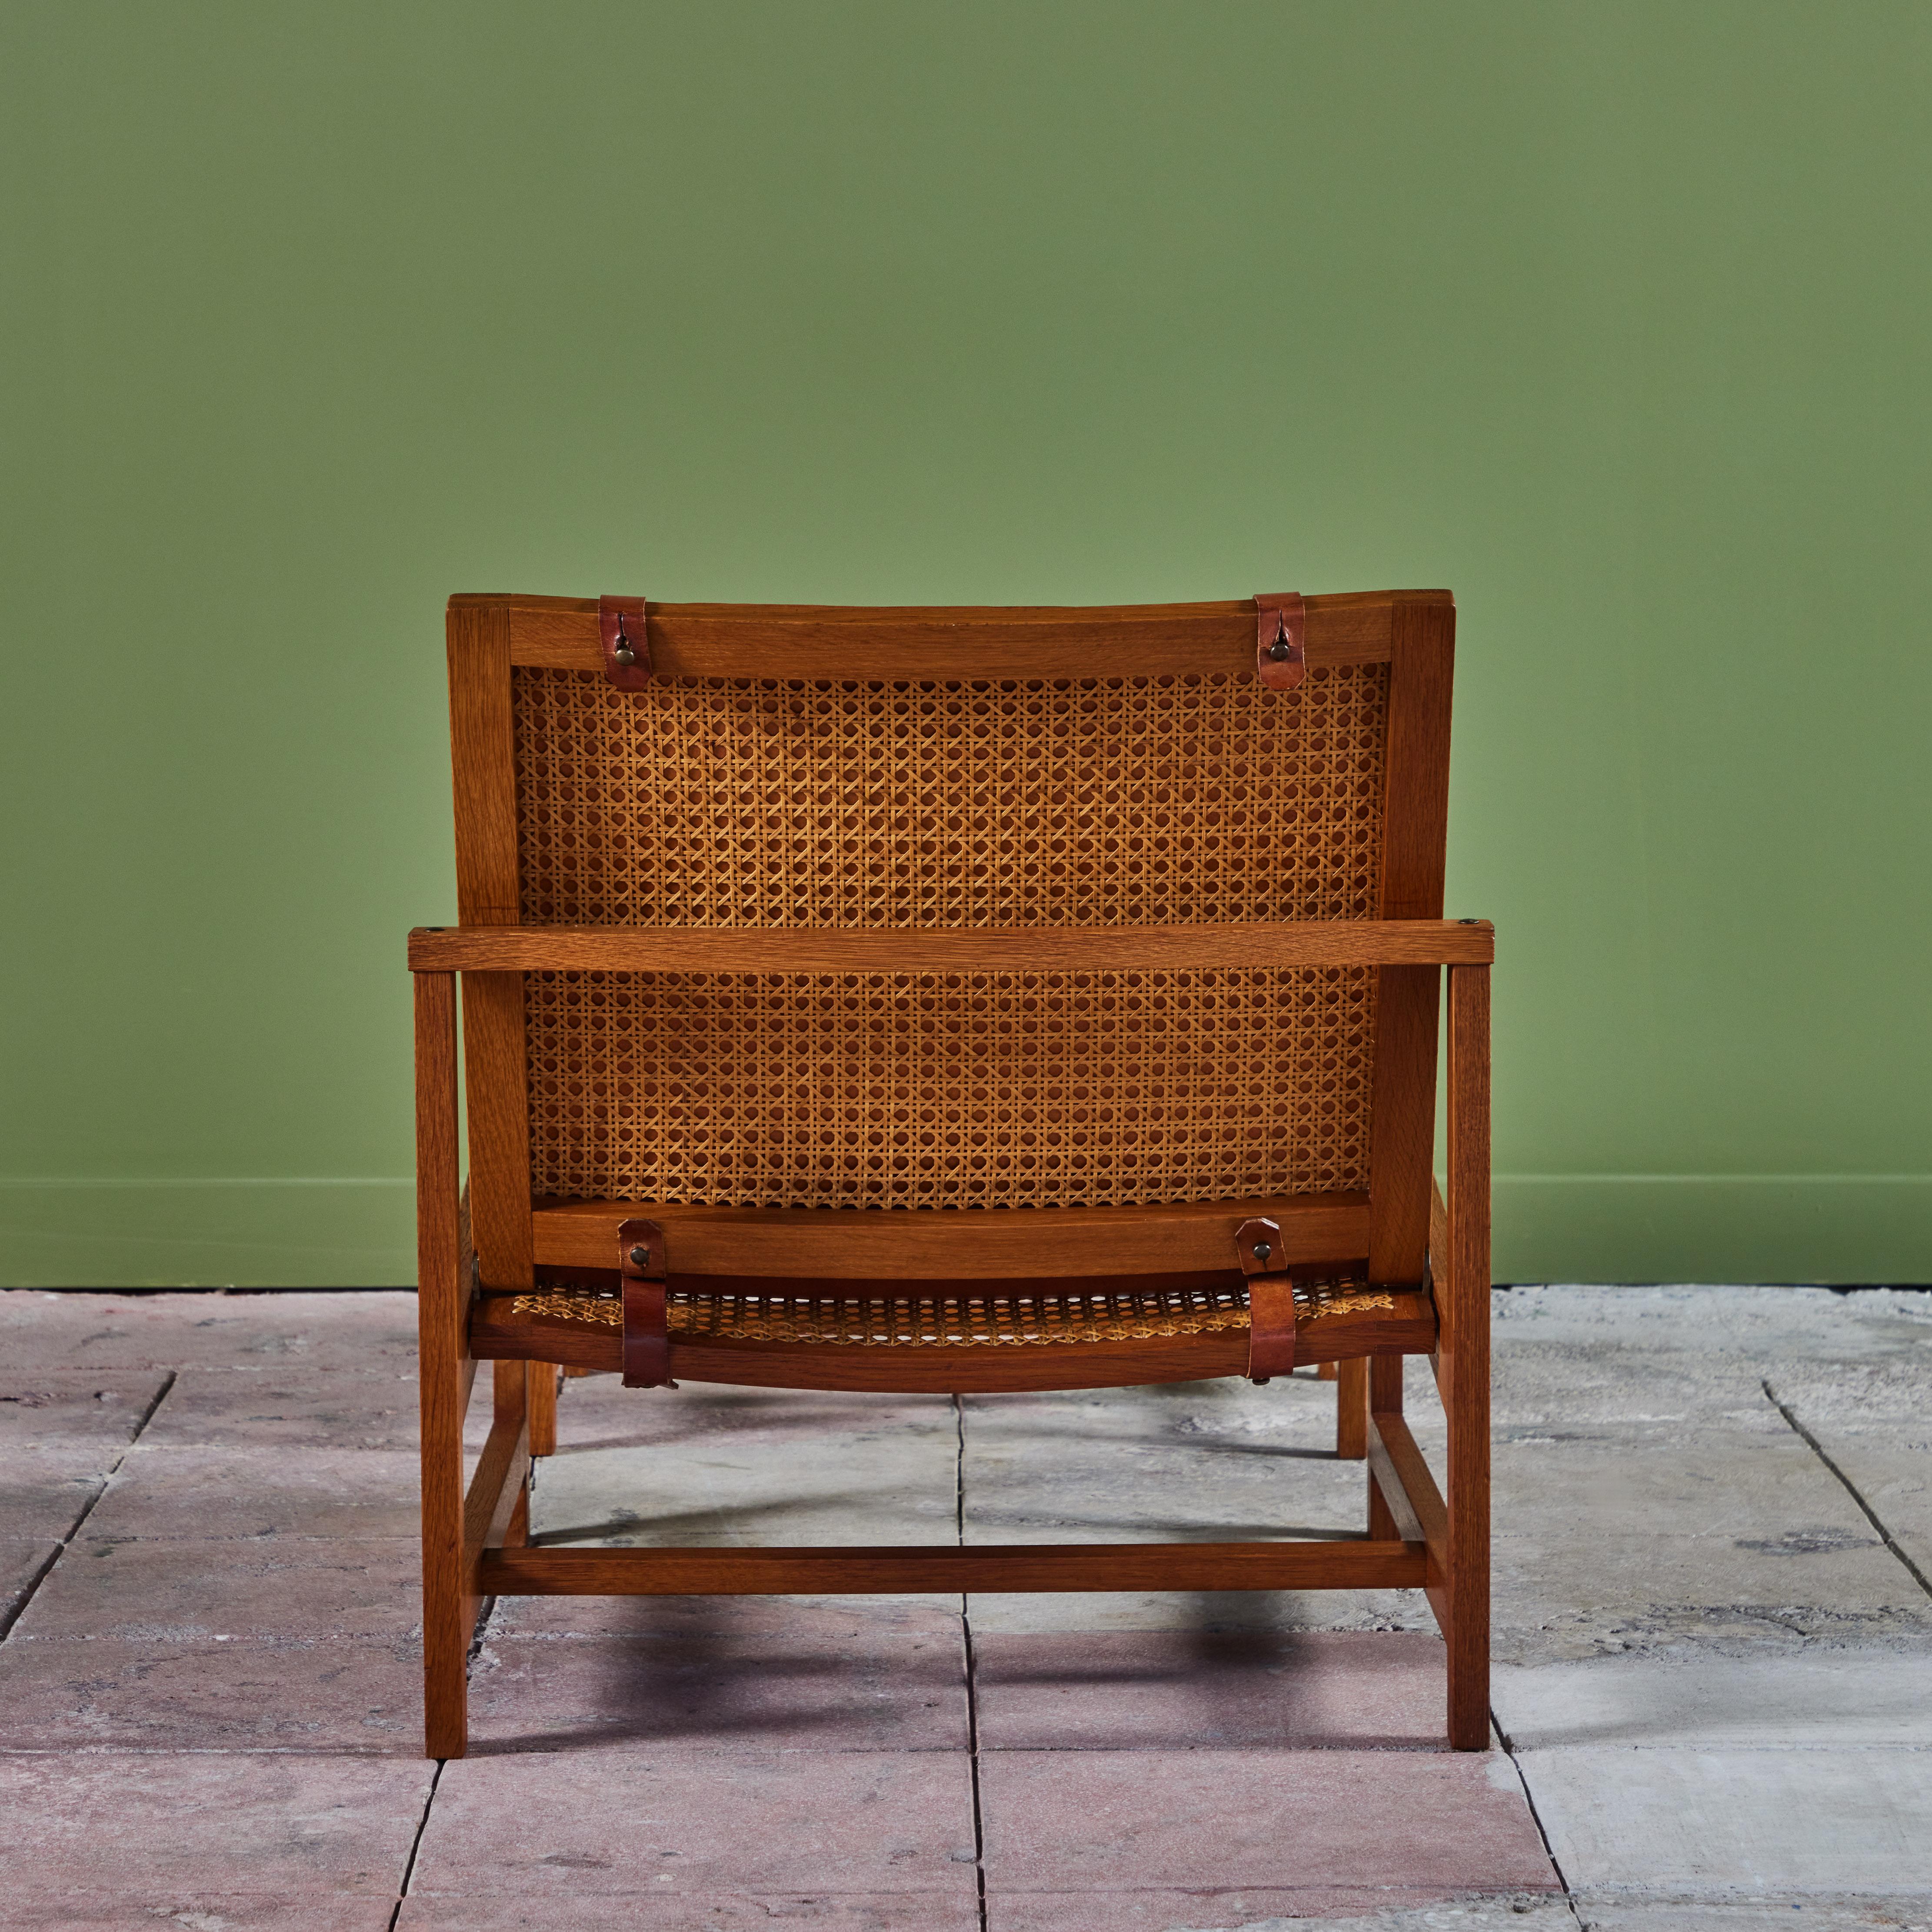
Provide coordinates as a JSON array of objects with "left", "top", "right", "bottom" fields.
[
  {"left": 3, "top": 1175, "right": 1926, "bottom": 1289},
  {"left": 1492, "top": 1174, "right": 1932, "bottom": 1284},
  {"left": 0, "top": 1181, "right": 415, "bottom": 1288}
]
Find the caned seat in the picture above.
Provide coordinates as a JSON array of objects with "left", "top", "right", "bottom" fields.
[{"left": 411, "top": 590, "right": 1492, "bottom": 1756}]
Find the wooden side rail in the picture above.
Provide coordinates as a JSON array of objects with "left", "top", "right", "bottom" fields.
[
  {"left": 409, "top": 919, "right": 1494, "bottom": 974},
  {"left": 479, "top": 1539, "right": 1427, "bottom": 1597},
  {"left": 461, "top": 586, "right": 1444, "bottom": 680}
]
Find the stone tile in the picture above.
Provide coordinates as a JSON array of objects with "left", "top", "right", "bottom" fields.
[
  {"left": 978, "top": 1749, "right": 1558, "bottom": 1894},
  {"left": 488, "top": 1589, "right": 958, "bottom": 1640},
  {"left": 960, "top": 1378, "right": 1428, "bottom": 1635},
  {"left": 12, "top": 1535, "right": 419, "bottom": 1642},
  {"left": 1495, "top": 1649, "right": 1932, "bottom": 1749},
  {"left": 1520, "top": 1745, "right": 1932, "bottom": 1893},
  {"left": 0, "top": 1540, "right": 57, "bottom": 1630},
  {"left": 82, "top": 1445, "right": 419, "bottom": 1540},
  {"left": 397, "top": 1895, "right": 981, "bottom": 1929},
  {"left": 412, "top": 1746, "right": 979, "bottom": 1895},
  {"left": 1493, "top": 1285, "right": 1932, "bottom": 1362},
  {"left": 987, "top": 1895, "right": 1576, "bottom": 1932},
  {"left": 141, "top": 1369, "right": 420, "bottom": 1449},
  {"left": 1572, "top": 1898, "right": 1932, "bottom": 1930},
  {"left": 531, "top": 1385, "right": 957, "bottom": 1549},
  {"left": 973, "top": 1629, "right": 1447, "bottom": 1750},
  {"left": 0, "top": 1752, "right": 432, "bottom": 1892},
  {"left": 0, "top": 1897, "right": 396, "bottom": 1930},
  {"left": 0, "top": 1457, "right": 102, "bottom": 1542},
  {"left": 0, "top": 1370, "right": 171, "bottom": 1454},
  {"left": 0, "top": 1290, "right": 420, "bottom": 1372},
  {"left": 1493, "top": 1527, "right": 1932, "bottom": 1665},
  {"left": 0, "top": 1636, "right": 420, "bottom": 1752},
  {"left": 467, "top": 1626, "right": 967, "bottom": 1753}
]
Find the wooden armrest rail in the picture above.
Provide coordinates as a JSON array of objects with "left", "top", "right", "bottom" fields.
[{"left": 408, "top": 920, "right": 1492, "bottom": 974}]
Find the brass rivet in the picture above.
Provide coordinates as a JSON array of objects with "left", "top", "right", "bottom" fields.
[
  {"left": 614, "top": 644, "right": 637, "bottom": 667},
  {"left": 1252, "top": 1240, "right": 1272, "bottom": 1262},
  {"left": 1267, "top": 640, "right": 1290, "bottom": 662},
  {"left": 629, "top": 1245, "right": 650, "bottom": 1268}
]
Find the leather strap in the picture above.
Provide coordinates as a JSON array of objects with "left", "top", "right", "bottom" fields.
[
  {"left": 1253, "top": 592, "right": 1306, "bottom": 692},
  {"left": 1236, "top": 1215, "right": 1297, "bottom": 1380},
  {"left": 619, "top": 1218, "right": 671, "bottom": 1387},
  {"left": 600, "top": 595, "right": 652, "bottom": 690}
]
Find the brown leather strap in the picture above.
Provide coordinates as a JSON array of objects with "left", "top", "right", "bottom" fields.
[
  {"left": 1253, "top": 592, "right": 1306, "bottom": 692},
  {"left": 1236, "top": 1215, "right": 1297, "bottom": 1380},
  {"left": 600, "top": 595, "right": 652, "bottom": 690},
  {"left": 619, "top": 1218, "right": 671, "bottom": 1387}
]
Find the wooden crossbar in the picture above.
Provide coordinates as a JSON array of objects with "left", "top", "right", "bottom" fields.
[
  {"left": 478, "top": 1539, "right": 1427, "bottom": 1597},
  {"left": 408, "top": 919, "right": 1494, "bottom": 975}
]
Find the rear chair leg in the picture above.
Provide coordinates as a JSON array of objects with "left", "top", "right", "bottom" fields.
[
  {"left": 529, "top": 1360, "right": 559, "bottom": 1458},
  {"left": 1366, "top": 1355, "right": 1403, "bottom": 1538},
  {"left": 1335, "top": 1358, "right": 1369, "bottom": 1459}
]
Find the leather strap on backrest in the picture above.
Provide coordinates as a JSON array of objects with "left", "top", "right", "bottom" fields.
[
  {"left": 1236, "top": 1215, "right": 1297, "bottom": 1380},
  {"left": 600, "top": 595, "right": 652, "bottom": 690},
  {"left": 619, "top": 1218, "right": 670, "bottom": 1386},
  {"left": 1253, "top": 592, "right": 1306, "bottom": 692}
]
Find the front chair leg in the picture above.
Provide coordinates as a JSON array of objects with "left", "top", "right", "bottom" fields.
[{"left": 529, "top": 1360, "right": 559, "bottom": 1458}]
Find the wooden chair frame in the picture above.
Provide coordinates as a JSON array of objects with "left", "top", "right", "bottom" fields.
[{"left": 413, "top": 590, "right": 1490, "bottom": 1756}]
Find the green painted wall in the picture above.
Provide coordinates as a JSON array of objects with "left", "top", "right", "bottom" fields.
[{"left": 4, "top": 2, "right": 1927, "bottom": 1286}]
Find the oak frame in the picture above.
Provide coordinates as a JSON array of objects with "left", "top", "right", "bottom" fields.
[{"left": 415, "top": 589, "right": 1491, "bottom": 1757}]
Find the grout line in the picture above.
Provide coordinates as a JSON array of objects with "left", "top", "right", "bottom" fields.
[
  {"left": 1493, "top": 1717, "right": 1580, "bottom": 1915},
  {"left": 0, "top": 1369, "right": 177, "bottom": 1642},
  {"left": 1763, "top": 1379, "right": 1932, "bottom": 1601},
  {"left": 953, "top": 1393, "right": 989, "bottom": 1932},
  {"left": 387, "top": 1756, "right": 445, "bottom": 1932}
]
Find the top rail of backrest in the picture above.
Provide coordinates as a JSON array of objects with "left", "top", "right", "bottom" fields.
[{"left": 450, "top": 588, "right": 1451, "bottom": 681}]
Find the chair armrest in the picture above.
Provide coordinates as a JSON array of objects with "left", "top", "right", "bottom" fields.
[{"left": 408, "top": 920, "right": 1493, "bottom": 974}]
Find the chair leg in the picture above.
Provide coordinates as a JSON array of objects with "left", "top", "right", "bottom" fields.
[
  {"left": 1442, "top": 962, "right": 1492, "bottom": 1750},
  {"left": 1366, "top": 1355, "right": 1403, "bottom": 1537},
  {"left": 529, "top": 1360, "right": 559, "bottom": 1457},
  {"left": 1334, "top": 1359, "right": 1369, "bottom": 1459},
  {"left": 415, "top": 970, "right": 474, "bottom": 1759}
]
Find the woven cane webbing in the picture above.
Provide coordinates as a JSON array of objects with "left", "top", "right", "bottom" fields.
[
  {"left": 512, "top": 664, "right": 1390, "bottom": 1209},
  {"left": 506, "top": 1279, "right": 1395, "bottom": 1348}
]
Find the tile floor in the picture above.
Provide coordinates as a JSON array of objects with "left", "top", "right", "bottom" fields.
[{"left": 0, "top": 1283, "right": 1929, "bottom": 1928}]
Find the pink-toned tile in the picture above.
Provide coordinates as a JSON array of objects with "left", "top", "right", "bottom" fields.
[
  {"left": 398, "top": 1894, "right": 979, "bottom": 1929},
  {"left": 0, "top": 1637, "right": 420, "bottom": 1752},
  {"left": 0, "top": 1753, "right": 432, "bottom": 1892},
  {"left": 0, "top": 1896, "right": 395, "bottom": 1931},
  {"left": 489, "top": 1589, "right": 959, "bottom": 1641},
  {"left": 141, "top": 1369, "right": 420, "bottom": 1449},
  {"left": 14, "top": 1536, "right": 420, "bottom": 1641},
  {"left": 82, "top": 1446, "right": 419, "bottom": 1539},
  {"left": 0, "top": 1371, "right": 170, "bottom": 1454},
  {"left": 986, "top": 1889, "right": 1553, "bottom": 1932},
  {"left": 0, "top": 1460, "right": 101, "bottom": 1542},
  {"left": 979, "top": 1749, "right": 1560, "bottom": 1894},
  {"left": 0, "top": 1291, "right": 419, "bottom": 1372},
  {"left": 973, "top": 1629, "right": 1448, "bottom": 1750},
  {"left": 467, "top": 1628, "right": 966, "bottom": 1752},
  {"left": 413, "top": 1747, "right": 979, "bottom": 1895}
]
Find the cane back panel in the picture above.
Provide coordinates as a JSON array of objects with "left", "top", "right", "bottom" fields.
[{"left": 507, "top": 658, "right": 1391, "bottom": 1212}]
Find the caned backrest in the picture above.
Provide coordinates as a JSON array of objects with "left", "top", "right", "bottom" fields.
[{"left": 447, "top": 593, "right": 1455, "bottom": 1290}]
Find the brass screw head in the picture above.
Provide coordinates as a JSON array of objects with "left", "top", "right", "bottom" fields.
[
  {"left": 614, "top": 643, "right": 637, "bottom": 667},
  {"left": 1252, "top": 1240, "right": 1272, "bottom": 1262},
  {"left": 629, "top": 1245, "right": 650, "bottom": 1269},
  {"left": 1267, "top": 640, "right": 1290, "bottom": 662}
]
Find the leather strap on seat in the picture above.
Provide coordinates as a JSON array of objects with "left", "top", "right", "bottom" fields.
[
  {"left": 1237, "top": 1215, "right": 1297, "bottom": 1381},
  {"left": 600, "top": 595, "right": 652, "bottom": 690},
  {"left": 1253, "top": 592, "right": 1306, "bottom": 692},
  {"left": 619, "top": 1218, "right": 671, "bottom": 1387}
]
